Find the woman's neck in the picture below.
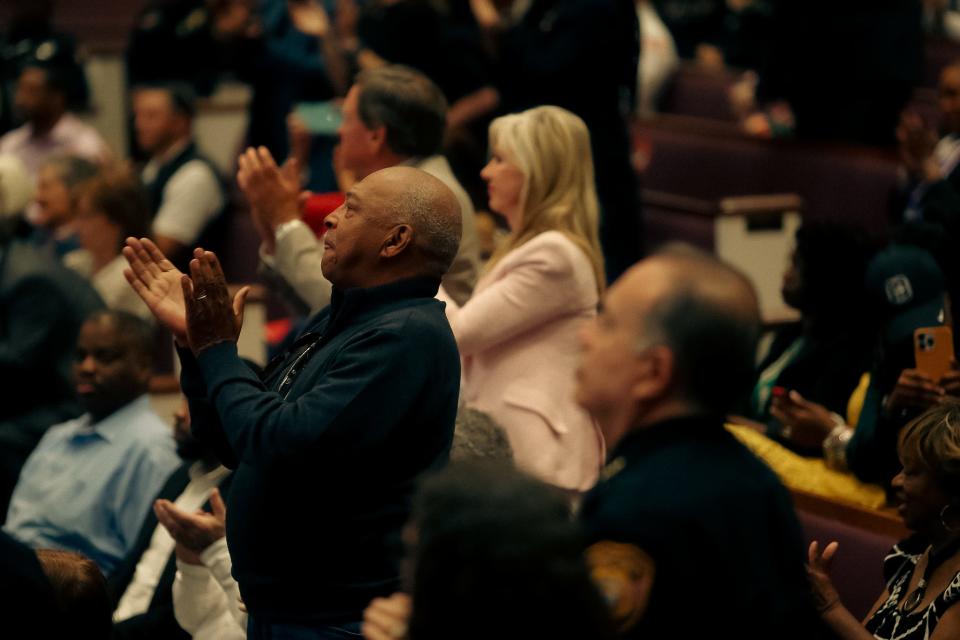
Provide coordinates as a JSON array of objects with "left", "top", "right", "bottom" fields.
[{"left": 926, "top": 526, "right": 960, "bottom": 558}]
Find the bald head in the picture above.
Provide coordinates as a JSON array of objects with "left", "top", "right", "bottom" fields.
[
  {"left": 624, "top": 246, "right": 760, "bottom": 414},
  {"left": 365, "top": 166, "right": 462, "bottom": 278}
]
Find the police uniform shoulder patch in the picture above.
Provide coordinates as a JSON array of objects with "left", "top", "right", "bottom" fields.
[{"left": 586, "top": 540, "right": 655, "bottom": 634}]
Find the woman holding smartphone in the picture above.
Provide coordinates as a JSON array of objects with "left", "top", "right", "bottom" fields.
[{"left": 439, "top": 106, "right": 606, "bottom": 493}]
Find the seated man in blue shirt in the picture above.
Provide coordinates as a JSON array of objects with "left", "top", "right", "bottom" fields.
[{"left": 4, "top": 310, "right": 180, "bottom": 576}]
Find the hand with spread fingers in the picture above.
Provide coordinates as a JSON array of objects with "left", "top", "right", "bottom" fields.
[
  {"left": 807, "top": 540, "right": 841, "bottom": 614},
  {"left": 182, "top": 248, "right": 250, "bottom": 354},
  {"left": 362, "top": 592, "right": 412, "bottom": 640},
  {"left": 237, "top": 146, "right": 303, "bottom": 241},
  {"left": 122, "top": 237, "right": 189, "bottom": 341},
  {"left": 155, "top": 488, "right": 228, "bottom": 565}
]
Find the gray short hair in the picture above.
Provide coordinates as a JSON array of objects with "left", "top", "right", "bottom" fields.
[
  {"left": 451, "top": 405, "right": 514, "bottom": 462},
  {"left": 394, "top": 178, "right": 461, "bottom": 278},
  {"left": 640, "top": 245, "right": 761, "bottom": 415},
  {"left": 42, "top": 154, "right": 99, "bottom": 190},
  {"left": 356, "top": 65, "right": 448, "bottom": 158}
]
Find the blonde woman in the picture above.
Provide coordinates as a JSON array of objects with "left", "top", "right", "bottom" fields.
[{"left": 439, "top": 105, "right": 606, "bottom": 492}]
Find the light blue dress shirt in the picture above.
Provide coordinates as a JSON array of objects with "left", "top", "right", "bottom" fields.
[{"left": 4, "top": 395, "right": 180, "bottom": 576}]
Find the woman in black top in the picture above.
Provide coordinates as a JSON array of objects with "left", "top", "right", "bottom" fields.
[{"left": 809, "top": 402, "right": 960, "bottom": 639}]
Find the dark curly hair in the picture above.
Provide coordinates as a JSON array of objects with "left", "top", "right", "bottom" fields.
[{"left": 407, "top": 462, "right": 615, "bottom": 640}]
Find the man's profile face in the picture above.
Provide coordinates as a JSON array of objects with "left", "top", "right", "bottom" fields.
[
  {"left": 337, "top": 85, "right": 379, "bottom": 180},
  {"left": 576, "top": 280, "right": 642, "bottom": 415},
  {"left": 321, "top": 175, "right": 390, "bottom": 289},
  {"left": 73, "top": 317, "right": 151, "bottom": 419},
  {"left": 576, "top": 264, "right": 667, "bottom": 446},
  {"left": 14, "top": 67, "right": 57, "bottom": 123},
  {"left": 173, "top": 397, "right": 205, "bottom": 460},
  {"left": 33, "top": 163, "right": 73, "bottom": 229},
  {"left": 133, "top": 89, "right": 183, "bottom": 155}
]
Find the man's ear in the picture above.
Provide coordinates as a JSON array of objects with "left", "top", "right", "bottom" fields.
[
  {"left": 629, "top": 346, "right": 676, "bottom": 403},
  {"left": 380, "top": 224, "right": 414, "bottom": 258},
  {"left": 368, "top": 124, "right": 388, "bottom": 155}
]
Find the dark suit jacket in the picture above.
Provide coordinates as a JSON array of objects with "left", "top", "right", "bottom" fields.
[{"left": 109, "top": 462, "right": 234, "bottom": 640}]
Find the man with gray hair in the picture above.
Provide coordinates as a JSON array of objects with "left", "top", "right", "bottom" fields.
[
  {"left": 124, "top": 165, "right": 462, "bottom": 638},
  {"left": 239, "top": 64, "right": 480, "bottom": 312},
  {"left": 574, "top": 246, "right": 826, "bottom": 639}
]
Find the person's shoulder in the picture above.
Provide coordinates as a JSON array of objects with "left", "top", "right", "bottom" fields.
[
  {"left": 417, "top": 155, "right": 474, "bottom": 214},
  {"left": 175, "top": 157, "right": 221, "bottom": 182},
  {"left": 37, "top": 416, "right": 87, "bottom": 445},
  {"left": 121, "top": 405, "right": 173, "bottom": 446},
  {"left": 0, "top": 124, "right": 29, "bottom": 150},
  {"left": 2, "top": 245, "right": 103, "bottom": 309},
  {"left": 371, "top": 298, "right": 456, "bottom": 342},
  {"left": 502, "top": 231, "right": 585, "bottom": 268}
]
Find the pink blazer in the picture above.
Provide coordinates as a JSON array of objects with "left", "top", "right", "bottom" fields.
[{"left": 440, "top": 231, "right": 604, "bottom": 491}]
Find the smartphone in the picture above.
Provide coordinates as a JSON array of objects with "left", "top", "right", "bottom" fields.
[
  {"left": 915, "top": 326, "right": 954, "bottom": 383},
  {"left": 295, "top": 101, "right": 343, "bottom": 136}
]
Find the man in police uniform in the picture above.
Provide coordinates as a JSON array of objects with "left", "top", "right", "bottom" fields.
[{"left": 575, "top": 246, "right": 826, "bottom": 639}]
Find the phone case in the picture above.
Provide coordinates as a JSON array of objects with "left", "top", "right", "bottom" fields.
[{"left": 914, "top": 326, "right": 954, "bottom": 383}]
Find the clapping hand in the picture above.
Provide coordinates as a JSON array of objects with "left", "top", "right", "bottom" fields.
[
  {"left": 123, "top": 237, "right": 189, "bottom": 342},
  {"left": 181, "top": 249, "right": 249, "bottom": 354},
  {"left": 237, "top": 146, "right": 306, "bottom": 252},
  {"left": 155, "top": 488, "right": 228, "bottom": 566},
  {"left": 362, "top": 593, "right": 412, "bottom": 640}
]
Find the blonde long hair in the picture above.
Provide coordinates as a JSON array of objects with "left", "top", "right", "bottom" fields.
[{"left": 484, "top": 106, "right": 605, "bottom": 293}]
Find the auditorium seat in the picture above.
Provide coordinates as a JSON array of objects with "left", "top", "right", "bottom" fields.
[
  {"left": 642, "top": 189, "right": 801, "bottom": 323},
  {"left": 657, "top": 63, "right": 741, "bottom": 122},
  {"left": 634, "top": 114, "right": 899, "bottom": 237}
]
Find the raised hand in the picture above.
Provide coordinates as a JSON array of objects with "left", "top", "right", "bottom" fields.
[
  {"left": 940, "top": 360, "right": 960, "bottom": 399},
  {"left": 362, "top": 592, "right": 412, "bottom": 640},
  {"left": 886, "top": 368, "right": 945, "bottom": 413},
  {"left": 897, "top": 111, "right": 939, "bottom": 181},
  {"left": 237, "top": 146, "right": 302, "bottom": 236},
  {"left": 469, "top": 0, "right": 500, "bottom": 30},
  {"left": 123, "top": 237, "right": 188, "bottom": 341},
  {"left": 288, "top": 0, "right": 331, "bottom": 38},
  {"left": 182, "top": 249, "right": 250, "bottom": 354},
  {"left": 807, "top": 540, "right": 841, "bottom": 615}
]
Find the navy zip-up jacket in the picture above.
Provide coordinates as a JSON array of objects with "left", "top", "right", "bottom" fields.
[{"left": 178, "top": 276, "right": 460, "bottom": 624}]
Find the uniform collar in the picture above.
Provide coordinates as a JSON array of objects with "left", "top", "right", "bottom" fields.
[{"left": 608, "top": 413, "right": 726, "bottom": 462}]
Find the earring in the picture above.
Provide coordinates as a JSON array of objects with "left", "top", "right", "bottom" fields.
[{"left": 940, "top": 504, "right": 960, "bottom": 533}]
